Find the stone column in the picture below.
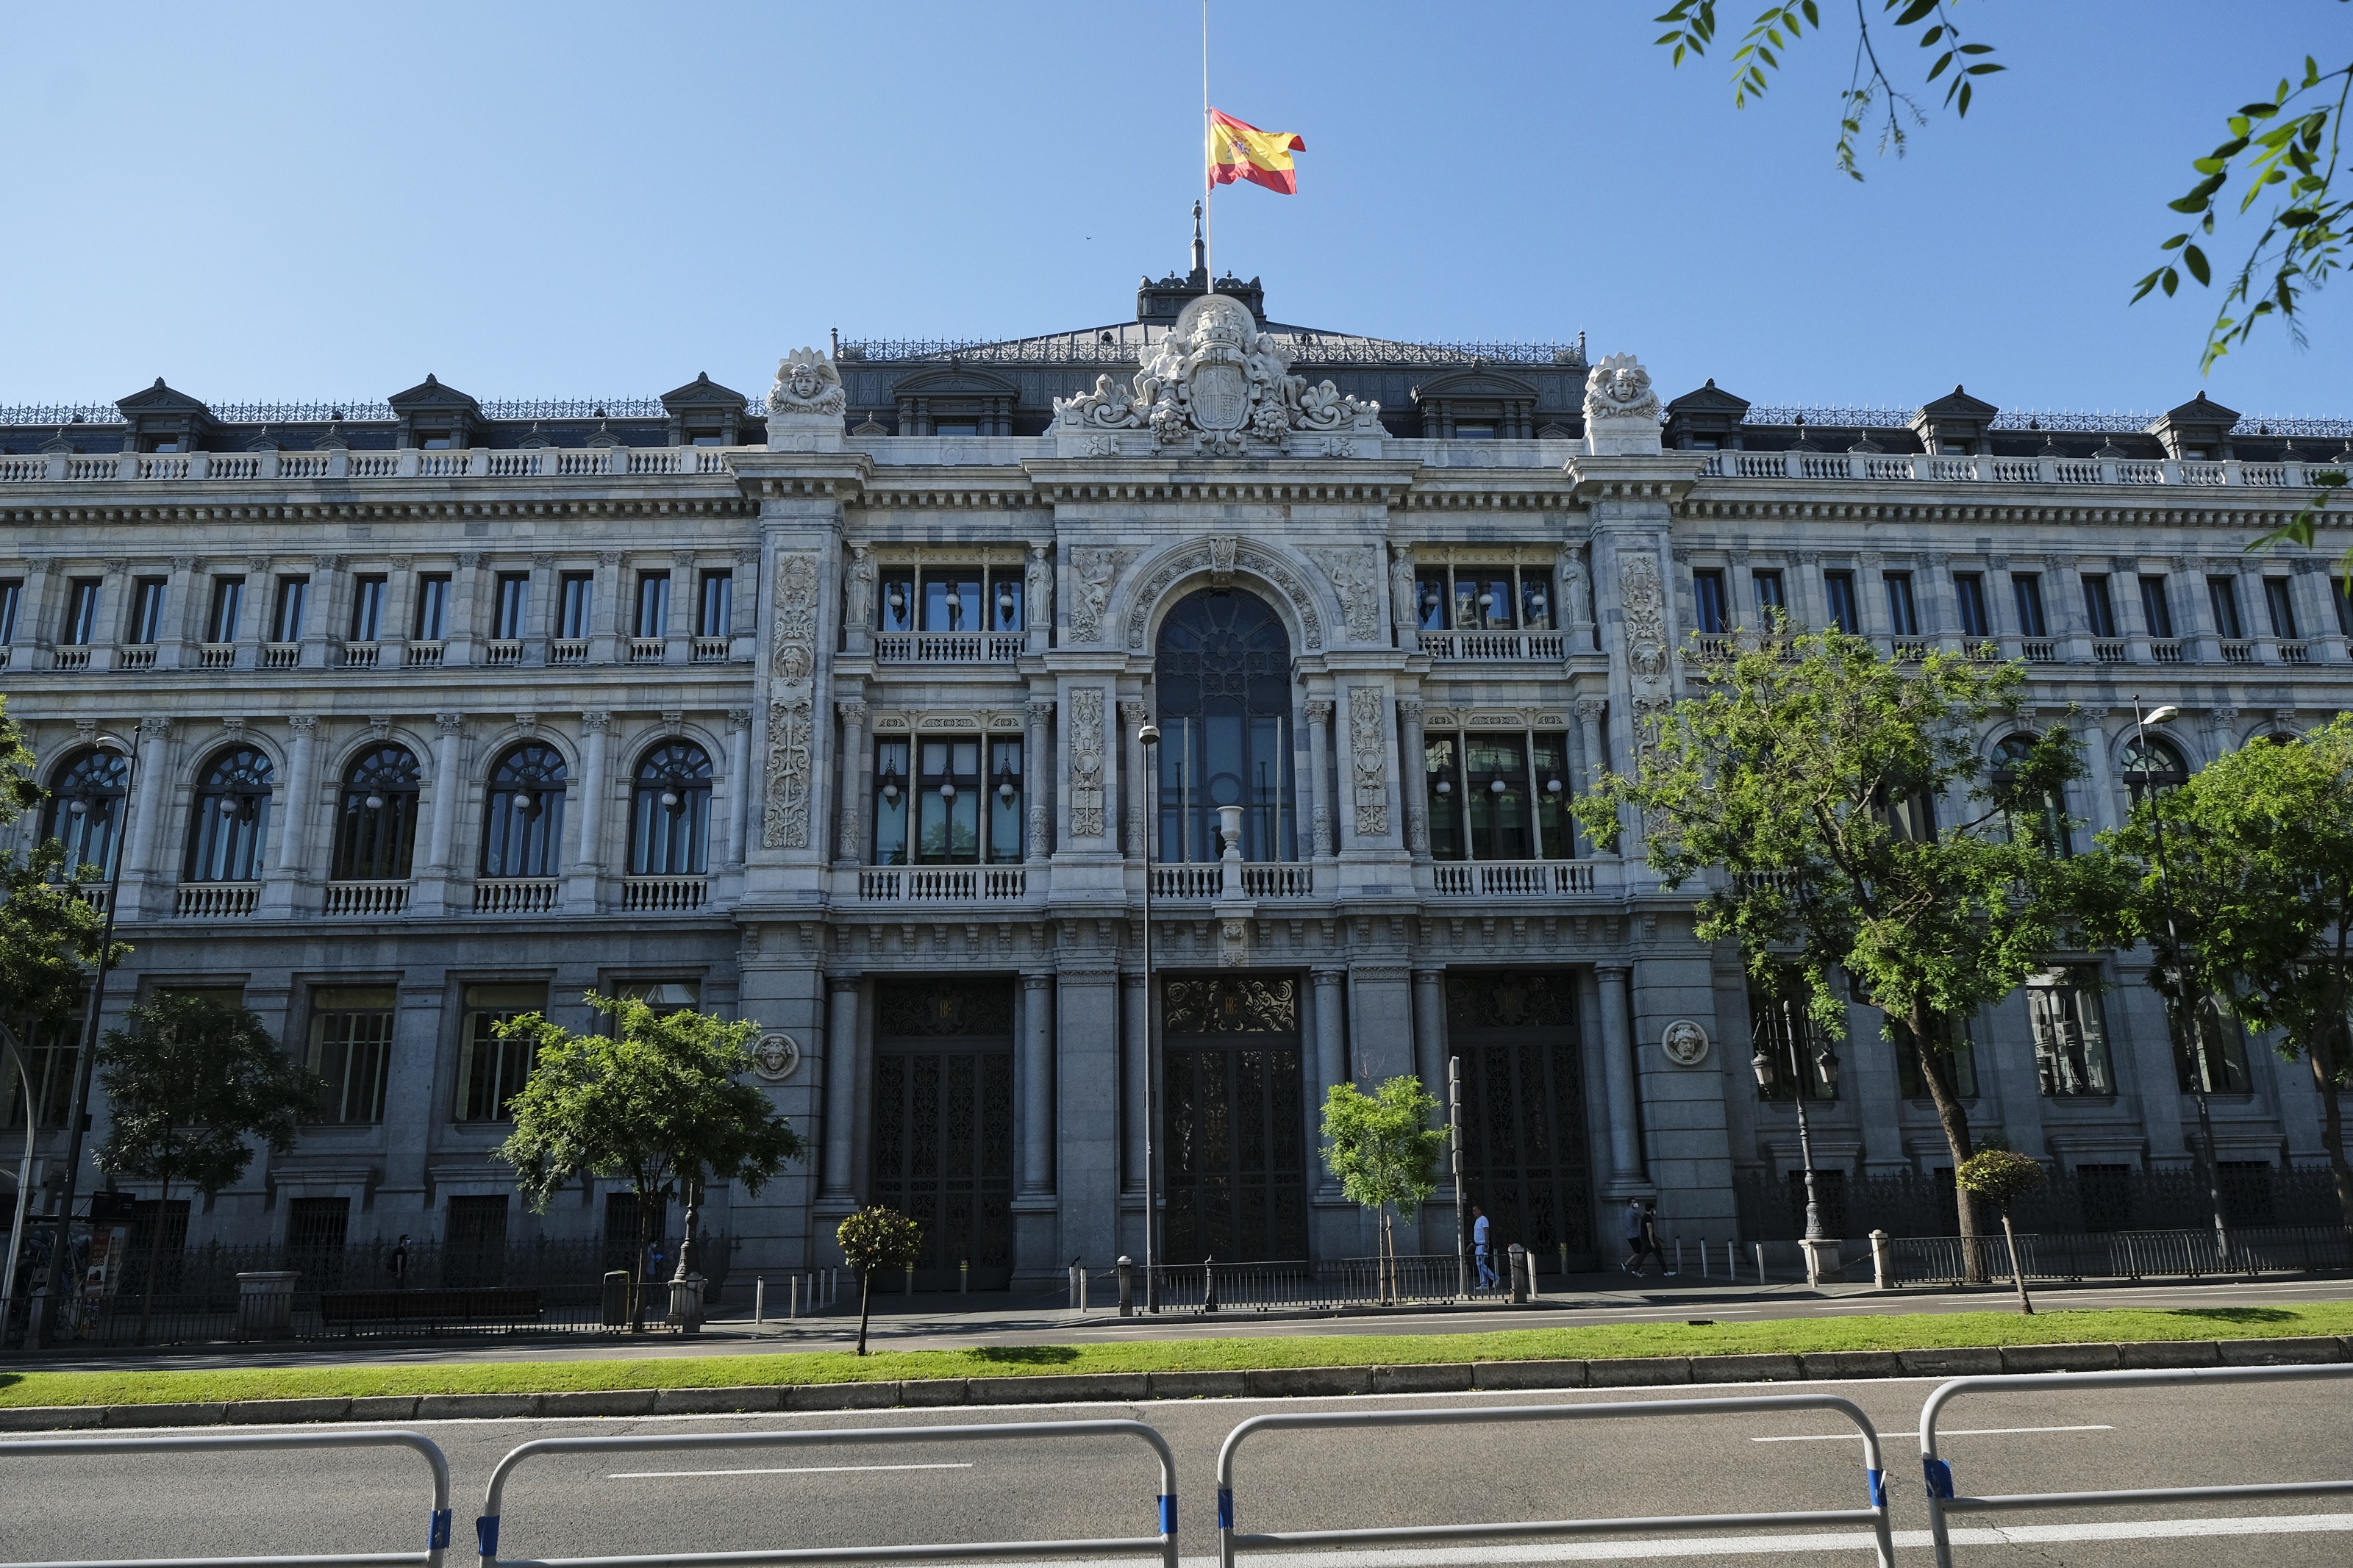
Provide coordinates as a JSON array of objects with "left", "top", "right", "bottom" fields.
[
  {"left": 1628, "top": 954, "right": 1738, "bottom": 1242},
  {"left": 2053, "top": 556, "right": 2096, "bottom": 662},
  {"left": 1026, "top": 698, "right": 1054, "bottom": 864},
  {"left": 2293, "top": 559, "right": 2346, "bottom": 662},
  {"left": 2076, "top": 709, "right": 2122, "bottom": 840},
  {"left": 1573, "top": 698, "right": 1608, "bottom": 855},
  {"left": 821, "top": 974, "right": 861, "bottom": 1203},
  {"left": 124, "top": 717, "right": 173, "bottom": 918},
  {"left": 2176, "top": 555, "right": 2221, "bottom": 664},
  {"left": 1594, "top": 964, "right": 1649, "bottom": 1197},
  {"left": 522, "top": 554, "right": 554, "bottom": 665},
  {"left": 447, "top": 552, "right": 484, "bottom": 666},
  {"left": 302, "top": 554, "right": 345, "bottom": 669},
  {"left": 1021, "top": 973, "right": 1054, "bottom": 1197},
  {"left": 1121, "top": 969, "right": 1149, "bottom": 1195},
  {"left": 233, "top": 557, "right": 268, "bottom": 670},
  {"left": 426, "top": 713, "right": 464, "bottom": 874},
  {"left": 566, "top": 711, "right": 610, "bottom": 913},
  {"left": 262, "top": 715, "right": 318, "bottom": 918},
  {"left": 1304, "top": 696, "right": 1335, "bottom": 860},
  {"left": 667, "top": 550, "right": 696, "bottom": 664},
  {"left": 158, "top": 555, "right": 197, "bottom": 670},
  {"left": 1119, "top": 698, "right": 1149, "bottom": 858},
  {"left": 1051, "top": 962, "right": 1122, "bottom": 1274},
  {"left": 834, "top": 698, "right": 868, "bottom": 866},
  {"left": 589, "top": 551, "right": 621, "bottom": 665},
  {"left": 1311, "top": 967, "right": 1347, "bottom": 1195},
  {"left": 1412, "top": 967, "right": 1447, "bottom": 1101},
  {"left": 1395, "top": 696, "right": 1427, "bottom": 859},
  {"left": 724, "top": 709, "right": 753, "bottom": 869}
]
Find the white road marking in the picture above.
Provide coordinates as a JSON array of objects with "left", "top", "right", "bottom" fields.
[
  {"left": 1753, "top": 1423, "right": 2113, "bottom": 1442},
  {"left": 607, "top": 1461, "right": 974, "bottom": 1479}
]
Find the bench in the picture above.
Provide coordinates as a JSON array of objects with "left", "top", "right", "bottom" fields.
[{"left": 318, "top": 1287, "right": 543, "bottom": 1330}]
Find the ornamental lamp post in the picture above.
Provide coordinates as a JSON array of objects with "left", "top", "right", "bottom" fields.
[
  {"left": 1753, "top": 995, "right": 1840, "bottom": 1283},
  {"left": 2131, "top": 698, "right": 2232, "bottom": 1270},
  {"left": 1136, "top": 718, "right": 1162, "bottom": 1314}
]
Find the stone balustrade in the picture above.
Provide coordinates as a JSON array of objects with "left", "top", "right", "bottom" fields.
[{"left": 1697, "top": 448, "right": 2338, "bottom": 489}]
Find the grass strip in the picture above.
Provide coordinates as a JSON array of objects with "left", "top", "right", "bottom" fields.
[{"left": 4, "top": 1300, "right": 2346, "bottom": 1409}]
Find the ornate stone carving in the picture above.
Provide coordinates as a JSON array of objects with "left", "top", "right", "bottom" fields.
[
  {"left": 1558, "top": 546, "right": 1593, "bottom": 625},
  {"left": 1621, "top": 553, "right": 1669, "bottom": 681},
  {"left": 766, "top": 347, "right": 846, "bottom": 415},
  {"left": 580, "top": 710, "right": 611, "bottom": 734},
  {"left": 843, "top": 546, "right": 875, "bottom": 633},
  {"left": 138, "top": 716, "right": 172, "bottom": 740},
  {"left": 762, "top": 693, "right": 813, "bottom": 849},
  {"left": 1068, "top": 546, "right": 1129, "bottom": 643},
  {"left": 1395, "top": 695, "right": 1427, "bottom": 856},
  {"left": 751, "top": 1032, "right": 801, "bottom": 1082},
  {"left": 1660, "top": 1019, "right": 1711, "bottom": 1067},
  {"left": 1208, "top": 534, "right": 1239, "bottom": 587},
  {"left": 1389, "top": 546, "right": 1418, "bottom": 639},
  {"left": 1068, "top": 688, "right": 1106, "bottom": 839},
  {"left": 1348, "top": 687, "right": 1391, "bottom": 838},
  {"left": 435, "top": 712, "right": 465, "bottom": 737},
  {"left": 1304, "top": 698, "right": 1335, "bottom": 857},
  {"left": 1124, "top": 540, "right": 1324, "bottom": 651},
  {"left": 1582, "top": 353, "right": 1663, "bottom": 456},
  {"left": 1025, "top": 544, "right": 1053, "bottom": 631},
  {"left": 288, "top": 715, "right": 318, "bottom": 736},
  {"left": 1307, "top": 548, "right": 1382, "bottom": 643},
  {"left": 1050, "top": 293, "right": 1381, "bottom": 457},
  {"left": 770, "top": 554, "right": 821, "bottom": 680},
  {"left": 1026, "top": 697, "right": 1055, "bottom": 854}
]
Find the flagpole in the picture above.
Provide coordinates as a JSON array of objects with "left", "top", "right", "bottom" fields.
[{"left": 1202, "top": 0, "right": 1213, "bottom": 295}]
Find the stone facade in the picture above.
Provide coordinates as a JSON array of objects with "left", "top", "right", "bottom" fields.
[{"left": 4, "top": 259, "right": 2349, "bottom": 1283}]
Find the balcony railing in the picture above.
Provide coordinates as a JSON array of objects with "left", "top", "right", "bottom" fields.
[
  {"left": 325, "top": 880, "right": 410, "bottom": 916},
  {"left": 857, "top": 866, "right": 1029, "bottom": 901},
  {"left": 1149, "top": 864, "right": 1224, "bottom": 899},
  {"left": 198, "top": 643, "right": 236, "bottom": 670},
  {"left": 622, "top": 876, "right": 708, "bottom": 912},
  {"left": 343, "top": 643, "right": 380, "bottom": 668},
  {"left": 2021, "top": 639, "right": 2059, "bottom": 663},
  {"left": 0, "top": 445, "right": 751, "bottom": 485},
  {"left": 404, "top": 642, "right": 445, "bottom": 667},
  {"left": 474, "top": 877, "right": 560, "bottom": 914},
  {"left": 1429, "top": 860, "right": 1596, "bottom": 897},
  {"left": 691, "top": 637, "right": 731, "bottom": 663},
  {"left": 2093, "top": 640, "right": 2129, "bottom": 664},
  {"left": 551, "top": 639, "right": 589, "bottom": 665},
  {"left": 261, "top": 642, "right": 300, "bottom": 669},
  {"left": 874, "top": 631, "right": 1026, "bottom": 664},
  {"left": 118, "top": 645, "right": 157, "bottom": 670},
  {"left": 176, "top": 881, "right": 261, "bottom": 918},
  {"left": 1240, "top": 864, "right": 1316, "bottom": 898},
  {"left": 485, "top": 640, "right": 526, "bottom": 667},
  {"left": 627, "top": 637, "right": 666, "bottom": 664},
  {"left": 53, "top": 648, "right": 90, "bottom": 671},
  {"left": 2221, "top": 639, "right": 2256, "bottom": 664},
  {"left": 2280, "top": 640, "right": 2313, "bottom": 664},
  {"left": 1698, "top": 450, "right": 2332, "bottom": 490},
  {"left": 2150, "top": 639, "right": 2186, "bottom": 664},
  {"left": 1417, "top": 629, "right": 1568, "bottom": 662}
]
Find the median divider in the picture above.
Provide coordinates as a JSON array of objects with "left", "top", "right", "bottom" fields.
[
  {"left": 0, "top": 1428, "right": 453, "bottom": 1568},
  {"left": 1213, "top": 1395, "right": 1899, "bottom": 1568},
  {"left": 1918, "top": 1363, "right": 2353, "bottom": 1568},
  {"left": 471, "top": 1417, "right": 1179, "bottom": 1568}
]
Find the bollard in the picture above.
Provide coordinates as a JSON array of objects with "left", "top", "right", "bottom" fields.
[
  {"left": 1870, "top": 1228, "right": 1893, "bottom": 1291},
  {"left": 1525, "top": 1248, "right": 1541, "bottom": 1303},
  {"left": 904, "top": 1264, "right": 915, "bottom": 1297},
  {"left": 1701, "top": 1239, "right": 1710, "bottom": 1281},
  {"left": 755, "top": 1275, "right": 766, "bottom": 1327},
  {"left": 1118, "top": 1254, "right": 1134, "bottom": 1317},
  {"left": 1754, "top": 1242, "right": 1767, "bottom": 1286},
  {"left": 1079, "top": 1265, "right": 1088, "bottom": 1313},
  {"left": 1507, "top": 1244, "right": 1528, "bottom": 1304},
  {"left": 1557, "top": 1242, "right": 1568, "bottom": 1279},
  {"left": 1726, "top": 1239, "right": 1735, "bottom": 1279},
  {"left": 790, "top": 1273, "right": 801, "bottom": 1319},
  {"left": 1674, "top": 1238, "right": 1684, "bottom": 1275},
  {"left": 1068, "top": 1264, "right": 1079, "bottom": 1310},
  {"left": 961, "top": 1259, "right": 970, "bottom": 1295}
]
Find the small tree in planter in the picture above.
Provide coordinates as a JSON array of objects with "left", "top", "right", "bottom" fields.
[
  {"left": 836, "top": 1205, "right": 924, "bottom": 1356},
  {"left": 1955, "top": 1148, "right": 2048, "bottom": 1316},
  {"left": 1320, "top": 1076, "right": 1446, "bottom": 1303}
]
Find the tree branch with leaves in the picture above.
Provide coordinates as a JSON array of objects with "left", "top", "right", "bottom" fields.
[{"left": 1321, "top": 1076, "right": 1447, "bottom": 1303}]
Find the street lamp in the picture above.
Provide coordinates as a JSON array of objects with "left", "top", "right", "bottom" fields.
[
  {"left": 38, "top": 725, "right": 141, "bottom": 1346},
  {"left": 1752, "top": 995, "right": 1840, "bottom": 1262},
  {"left": 1136, "top": 718, "right": 1163, "bottom": 1314},
  {"left": 2131, "top": 698, "right": 2232, "bottom": 1268}
]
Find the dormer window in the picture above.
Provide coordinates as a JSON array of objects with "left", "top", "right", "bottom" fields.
[
  {"left": 1453, "top": 423, "right": 1496, "bottom": 440},
  {"left": 419, "top": 429, "right": 454, "bottom": 451},
  {"left": 933, "top": 419, "right": 979, "bottom": 436},
  {"left": 687, "top": 428, "right": 724, "bottom": 447},
  {"left": 143, "top": 436, "right": 183, "bottom": 454}
]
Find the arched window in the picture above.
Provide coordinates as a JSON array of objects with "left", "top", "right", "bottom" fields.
[
  {"left": 629, "top": 741, "right": 713, "bottom": 876},
  {"left": 1992, "top": 733, "right": 2071, "bottom": 855},
  {"left": 482, "top": 742, "right": 568, "bottom": 878},
  {"left": 186, "top": 747, "right": 274, "bottom": 882},
  {"left": 2121, "top": 735, "right": 2188, "bottom": 802},
  {"left": 1153, "top": 587, "right": 1296, "bottom": 863},
  {"left": 43, "top": 748, "right": 129, "bottom": 877},
  {"left": 332, "top": 746, "right": 422, "bottom": 881}
]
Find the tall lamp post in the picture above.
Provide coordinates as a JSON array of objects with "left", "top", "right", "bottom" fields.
[
  {"left": 2131, "top": 699, "right": 2232, "bottom": 1268},
  {"left": 1752, "top": 995, "right": 1839, "bottom": 1279},
  {"left": 1136, "top": 718, "right": 1162, "bottom": 1314},
  {"left": 38, "top": 726, "right": 140, "bottom": 1346},
  {"left": 3, "top": 1025, "right": 38, "bottom": 1310}
]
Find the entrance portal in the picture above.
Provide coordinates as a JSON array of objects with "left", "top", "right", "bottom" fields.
[
  {"left": 1447, "top": 970, "right": 1596, "bottom": 1271},
  {"left": 1160, "top": 975, "right": 1307, "bottom": 1262},
  {"left": 870, "top": 978, "right": 1016, "bottom": 1289}
]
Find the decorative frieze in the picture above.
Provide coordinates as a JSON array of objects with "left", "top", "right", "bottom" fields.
[
  {"left": 1348, "top": 687, "right": 1390, "bottom": 838},
  {"left": 1307, "top": 547, "right": 1382, "bottom": 643},
  {"left": 1068, "top": 688, "right": 1107, "bottom": 840},
  {"left": 1620, "top": 552, "right": 1669, "bottom": 681}
]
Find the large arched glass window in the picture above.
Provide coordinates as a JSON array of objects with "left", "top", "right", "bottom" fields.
[
  {"left": 629, "top": 741, "right": 713, "bottom": 875},
  {"left": 186, "top": 747, "right": 274, "bottom": 882},
  {"left": 332, "top": 746, "right": 421, "bottom": 881},
  {"left": 43, "top": 748, "right": 129, "bottom": 877},
  {"left": 1154, "top": 587, "right": 1296, "bottom": 862},
  {"left": 482, "top": 743, "right": 568, "bottom": 878},
  {"left": 1992, "top": 733, "right": 2071, "bottom": 855},
  {"left": 2121, "top": 735, "right": 2188, "bottom": 803}
]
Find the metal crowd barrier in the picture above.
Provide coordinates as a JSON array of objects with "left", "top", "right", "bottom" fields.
[
  {"left": 0, "top": 1428, "right": 452, "bottom": 1568},
  {"left": 1214, "top": 1395, "right": 1899, "bottom": 1568},
  {"left": 1919, "top": 1363, "right": 2353, "bottom": 1567},
  {"left": 474, "top": 1418, "right": 1178, "bottom": 1568}
]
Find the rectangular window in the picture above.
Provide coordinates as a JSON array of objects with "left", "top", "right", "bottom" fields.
[
  {"left": 1425, "top": 730, "right": 1574, "bottom": 861},
  {"left": 2263, "top": 577, "right": 2298, "bottom": 640},
  {"left": 1822, "top": 570, "right": 1859, "bottom": 634},
  {"left": 307, "top": 986, "right": 395, "bottom": 1124},
  {"left": 1954, "top": 572, "right": 1990, "bottom": 639},
  {"left": 923, "top": 570, "right": 982, "bottom": 633},
  {"left": 873, "top": 738, "right": 910, "bottom": 864},
  {"left": 987, "top": 738, "right": 1023, "bottom": 864},
  {"left": 915, "top": 738, "right": 982, "bottom": 863},
  {"left": 63, "top": 578, "right": 102, "bottom": 645},
  {"left": 1692, "top": 569, "right": 1728, "bottom": 634},
  {"left": 698, "top": 570, "right": 732, "bottom": 637},
  {"left": 635, "top": 571, "right": 671, "bottom": 639},
  {"left": 418, "top": 429, "right": 454, "bottom": 451},
  {"left": 493, "top": 573, "right": 529, "bottom": 641},
  {"left": 613, "top": 979, "right": 700, "bottom": 1014},
  {"left": 1883, "top": 571, "right": 1920, "bottom": 637},
  {"left": 1465, "top": 733, "right": 1533, "bottom": 859},
  {"left": 1752, "top": 568, "right": 1786, "bottom": 618},
  {"left": 2081, "top": 574, "right": 2118, "bottom": 640},
  {"left": 1752, "top": 981, "right": 1834, "bottom": 1102},
  {"left": 2177, "top": 996, "right": 2252, "bottom": 1095},
  {"left": 454, "top": 982, "right": 547, "bottom": 1122},
  {"left": 272, "top": 576, "right": 308, "bottom": 643},
  {"left": 2027, "top": 970, "right": 2115, "bottom": 1096},
  {"left": 1, "top": 1009, "right": 82, "bottom": 1130},
  {"left": 0, "top": 579, "right": 20, "bottom": 645},
  {"left": 557, "top": 572, "right": 594, "bottom": 640},
  {"left": 2333, "top": 576, "right": 2353, "bottom": 637},
  {"left": 879, "top": 571, "right": 915, "bottom": 632},
  {"left": 1895, "top": 1013, "right": 1979, "bottom": 1100},
  {"left": 1424, "top": 735, "right": 1464, "bottom": 861},
  {"left": 349, "top": 575, "right": 387, "bottom": 642},
  {"left": 1454, "top": 568, "right": 1517, "bottom": 631},
  {"left": 2139, "top": 575, "right": 2176, "bottom": 640},
  {"left": 2011, "top": 573, "right": 2048, "bottom": 638},
  {"left": 1413, "top": 571, "right": 1449, "bottom": 631},
  {"left": 1532, "top": 731, "right": 1572, "bottom": 859},
  {"left": 413, "top": 574, "right": 450, "bottom": 641},
  {"left": 127, "top": 577, "right": 168, "bottom": 645},
  {"left": 2208, "top": 576, "right": 2244, "bottom": 640}
]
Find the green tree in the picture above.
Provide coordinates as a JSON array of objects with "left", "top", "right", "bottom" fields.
[
  {"left": 1572, "top": 623, "right": 2115, "bottom": 1275},
  {"left": 0, "top": 694, "right": 116, "bottom": 1073},
  {"left": 1955, "top": 1147, "right": 2047, "bottom": 1314},
  {"left": 91, "top": 995, "right": 319, "bottom": 1339},
  {"left": 2080, "top": 716, "right": 2353, "bottom": 1229},
  {"left": 497, "top": 995, "right": 804, "bottom": 1332},
  {"left": 1319, "top": 1076, "right": 1447, "bottom": 1303},
  {"left": 835, "top": 1205, "right": 924, "bottom": 1356}
]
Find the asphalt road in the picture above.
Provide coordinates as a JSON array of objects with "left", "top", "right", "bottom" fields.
[
  {"left": 1, "top": 1374, "right": 2346, "bottom": 1566},
  {"left": 22, "top": 1274, "right": 2353, "bottom": 1372}
]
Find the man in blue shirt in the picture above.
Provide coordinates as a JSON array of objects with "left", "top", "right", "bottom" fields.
[{"left": 1471, "top": 1206, "right": 1496, "bottom": 1290}]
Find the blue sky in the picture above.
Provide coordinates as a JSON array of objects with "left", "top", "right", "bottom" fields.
[{"left": 4, "top": 1, "right": 2346, "bottom": 417}]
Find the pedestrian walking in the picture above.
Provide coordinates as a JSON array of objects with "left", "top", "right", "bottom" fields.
[
  {"left": 1471, "top": 1206, "right": 1497, "bottom": 1290},
  {"left": 388, "top": 1234, "right": 410, "bottom": 1289},
  {"left": 1638, "top": 1201, "right": 1674, "bottom": 1275},
  {"left": 1621, "top": 1198, "right": 1647, "bottom": 1276}
]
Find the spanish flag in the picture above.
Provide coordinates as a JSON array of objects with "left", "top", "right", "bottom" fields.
[{"left": 1208, "top": 108, "right": 1304, "bottom": 195}]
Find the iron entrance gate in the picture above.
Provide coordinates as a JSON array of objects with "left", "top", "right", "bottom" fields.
[
  {"left": 870, "top": 978, "right": 1016, "bottom": 1289},
  {"left": 1448, "top": 970, "right": 1595, "bottom": 1270},
  {"left": 1162, "top": 975, "right": 1307, "bottom": 1263}
]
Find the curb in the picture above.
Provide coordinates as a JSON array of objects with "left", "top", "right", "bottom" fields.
[{"left": 2, "top": 1334, "right": 2345, "bottom": 1433}]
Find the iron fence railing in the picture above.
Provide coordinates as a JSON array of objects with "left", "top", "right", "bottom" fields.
[
  {"left": 1138, "top": 1253, "right": 1487, "bottom": 1313},
  {"left": 1885, "top": 1225, "right": 2353, "bottom": 1286},
  {"left": 1735, "top": 1164, "right": 2343, "bottom": 1242}
]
